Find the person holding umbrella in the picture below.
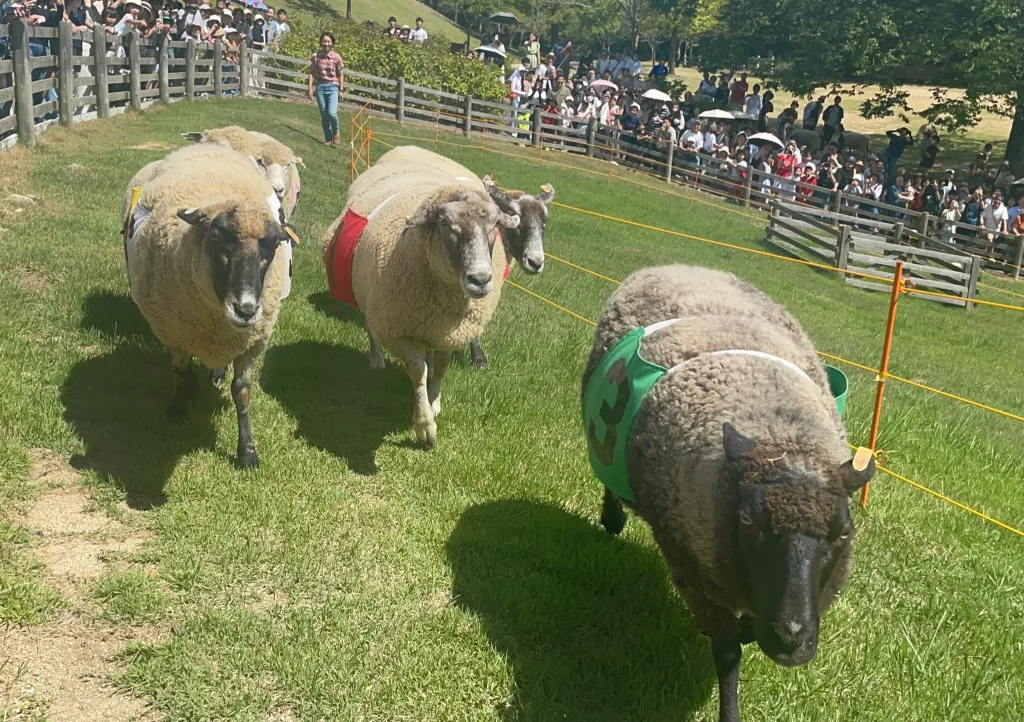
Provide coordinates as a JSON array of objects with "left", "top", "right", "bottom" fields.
[{"left": 307, "top": 31, "right": 344, "bottom": 147}]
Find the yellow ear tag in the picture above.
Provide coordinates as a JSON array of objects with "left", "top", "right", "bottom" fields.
[
  {"left": 541, "top": 183, "right": 554, "bottom": 193},
  {"left": 852, "top": 447, "right": 873, "bottom": 472},
  {"left": 285, "top": 227, "right": 300, "bottom": 245}
]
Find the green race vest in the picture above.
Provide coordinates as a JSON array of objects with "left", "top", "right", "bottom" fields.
[{"left": 582, "top": 320, "right": 679, "bottom": 501}]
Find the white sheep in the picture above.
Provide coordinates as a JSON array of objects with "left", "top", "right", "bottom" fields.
[
  {"left": 581, "top": 264, "right": 875, "bottom": 722},
  {"left": 123, "top": 143, "right": 293, "bottom": 469},
  {"left": 322, "top": 156, "right": 520, "bottom": 448},
  {"left": 182, "top": 125, "right": 303, "bottom": 219},
  {"left": 369, "top": 146, "right": 556, "bottom": 368}
]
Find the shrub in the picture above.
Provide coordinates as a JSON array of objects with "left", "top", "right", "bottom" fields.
[{"left": 279, "top": 18, "right": 507, "bottom": 104}]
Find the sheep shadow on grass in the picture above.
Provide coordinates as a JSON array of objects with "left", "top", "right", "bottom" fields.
[
  {"left": 61, "top": 345, "right": 223, "bottom": 509},
  {"left": 446, "top": 499, "right": 715, "bottom": 721},
  {"left": 78, "top": 290, "right": 157, "bottom": 345},
  {"left": 260, "top": 340, "right": 409, "bottom": 475}
]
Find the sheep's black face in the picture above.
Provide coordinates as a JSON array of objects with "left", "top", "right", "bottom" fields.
[
  {"left": 723, "top": 423, "right": 873, "bottom": 669},
  {"left": 178, "top": 207, "right": 287, "bottom": 329},
  {"left": 505, "top": 197, "right": 548, "bottom": 274}
]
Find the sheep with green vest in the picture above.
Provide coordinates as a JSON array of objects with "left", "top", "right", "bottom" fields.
[{"left": 581, "top": 264, "right": 875, "bottom": 722}]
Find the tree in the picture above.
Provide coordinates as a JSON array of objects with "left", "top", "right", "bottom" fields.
[
  {"left": 701, "top": 0, "right": 1024, "bottom": 173},
  {"left": 639, "top": 12, "right": 669, "bottom": 62},
  {"left": 653, "top": 0, "right": 725, "bottom": 71},
  {"left": 615, "top": 0, "right": 656, "bottom": 52}
]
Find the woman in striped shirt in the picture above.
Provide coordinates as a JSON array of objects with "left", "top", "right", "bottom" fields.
[{"left": 307, "top": 32, "right": 344, "bottom": 146}]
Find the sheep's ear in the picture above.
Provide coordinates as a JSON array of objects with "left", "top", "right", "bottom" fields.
[
  {"left": 536, "top": 183, "right": 555, "bottom": 204},
  {"left": 723, "top": 423, "right": 756, "bottom": 463},
  {"left": 498, "top": 212, "right": 520, "bottom": 229},
  {"left": 406, "top": 202, "right": 438, "bottom": 228},
  {"left": 292, "top": 156, "right": 305, "bottom": 168},
  {"left": 838, "top": 452, "right": 875, "bottom": 496},
  {"left": 181, "top": 131, "right": 205, "bottom": 143},
  {"left": 176, "top": 207, "right": 206, "bottom": 226},
  {"left": 486, "top": 180, "right": 511, "bottom": 208}
]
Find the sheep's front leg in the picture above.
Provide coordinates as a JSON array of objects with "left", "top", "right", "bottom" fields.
[
  {"left": 368, "top": 328, "right": 386, "bottom": 370},
  {"left": 392, "top": 338, "right": 436, "bottom": 449},
  {"left": 427, "top": 350, "right": 451, "bottom": 417},
  {"left": 682, "top": 592, "right": 743, "bottom": 722},
  {"left": 600, "top": 487, "right": 627, "bottom": 534},
  {"left": 469, "top": 338, "right": 488, "bottom": 368},
  {"left": 168, "top": 350, "right": 199, "bottom": 419},
  {"left": 210, "top": 367, "right": 226, "bottom": 387},
  {"left": 231, "top": 354, "right": 260, "bottom": 469}
]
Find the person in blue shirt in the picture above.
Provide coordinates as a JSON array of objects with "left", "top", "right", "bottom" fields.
[
  {"left": 649, "top": 60, "right": 668, "bottom": 81},
  {"left": 882, "top": 127, "right": 914, "bottom": 184}
]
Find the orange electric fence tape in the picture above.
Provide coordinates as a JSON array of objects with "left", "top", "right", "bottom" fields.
[{"left": 505, "top": 279, "right": 1024, "bottom": 539}]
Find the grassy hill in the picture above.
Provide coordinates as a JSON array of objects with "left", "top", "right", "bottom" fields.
[
  {"left": 1, "top": 98, "right": 1023, "bottom": 720},
  {"left": 289, "top": 0, "right": 473, "bottom": 43}
]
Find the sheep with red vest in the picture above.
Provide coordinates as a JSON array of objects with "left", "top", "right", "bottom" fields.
[
  {"left": 360, "top": 145, "right": 556, "bottom": 368},
  {"left": 323, "top": 155, "right": 519, "bottom": 448}
]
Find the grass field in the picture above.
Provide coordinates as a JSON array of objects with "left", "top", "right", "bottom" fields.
[{"left": 1, "top": 97, "right": 1023, "bottom": 721}]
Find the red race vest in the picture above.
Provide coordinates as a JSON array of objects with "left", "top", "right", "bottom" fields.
[{"left": 324, "top": 208, "right": 368, "bottom": 309}]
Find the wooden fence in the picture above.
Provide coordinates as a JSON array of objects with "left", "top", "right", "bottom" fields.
[
  {"left": 2, "top": 19, "right": 1019, "bottom": 284},
  {"left": 767, "top": 201, "right": 982, "bottom": 308}
]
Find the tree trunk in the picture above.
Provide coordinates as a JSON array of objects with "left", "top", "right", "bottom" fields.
[
  {"left": 668, "top": 29, "right": 679, "bottom": 72},
  {"left": 1004, "top": 94, "right": 1024, "bottom": 177}
]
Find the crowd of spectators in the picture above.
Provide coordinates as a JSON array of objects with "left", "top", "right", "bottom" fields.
[{"left": 500, "top": 45, "right": 1022, "bottom": 245}]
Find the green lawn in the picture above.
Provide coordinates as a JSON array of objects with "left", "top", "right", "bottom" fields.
[
  {"left": 289, "top": 0, "right": 471, "bottom": 42},
  {"left": 1, "top": 98, "right": 1023, "bottom": 721}
]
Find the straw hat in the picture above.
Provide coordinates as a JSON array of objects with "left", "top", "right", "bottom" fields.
[{"left": 207, "top": 14, "right": 222, "bottom": 24}]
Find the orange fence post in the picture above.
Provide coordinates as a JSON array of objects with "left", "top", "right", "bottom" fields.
[{"left": 862, "top": 260, "right": 905, "bottom": 508}]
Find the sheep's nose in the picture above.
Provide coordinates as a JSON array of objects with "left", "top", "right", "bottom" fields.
[
  {"left": 522, "top": 256, "right": 544, "bottom": 274},
  {"left": 773, "top": 620, "right": 811, "bottom": 650},
  {"left": 467, "top": 271, "right": 492, "bottom": 287},
  {"left": 233, "top": 300, "right": 258, "bottom": 322}
]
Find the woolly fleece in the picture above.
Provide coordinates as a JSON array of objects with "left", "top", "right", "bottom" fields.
[
  {"left": 327, "top": 160, "right": 505, "bottom": 352},
  {"left": 584, "top": 264, "right": 853, "bottom": 616},
  {"left": 124, "top": 143, "right": 287, "bottom": 368}
]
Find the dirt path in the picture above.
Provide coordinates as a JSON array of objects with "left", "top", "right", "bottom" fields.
[{"left": 0, "top": 450, "right": 161, "bottom": 721}]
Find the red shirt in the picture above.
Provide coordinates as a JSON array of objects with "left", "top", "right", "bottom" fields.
[
  {"left": 729, "top": 80, "right": 748, "bottom": 105},
  {"left": 310, "top": 50, "right": 344, "bottom": 86}
]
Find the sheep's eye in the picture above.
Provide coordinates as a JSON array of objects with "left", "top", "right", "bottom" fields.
[
  {"left": 839, "top": 526, "right": 852, "bottom": 541},
  {"left": 739, "top": 510, "right": 754, "bottom": 526}
]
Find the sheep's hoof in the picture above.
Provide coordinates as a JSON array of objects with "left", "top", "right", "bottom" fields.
[
  {"left": 210, "top": 367, "right": 227, "bottom": 387},
  {"left": 415, "top": 421, "right": 437, "bottom": 450},
  {"left": 469, "top": 341, "right": 488, "bottom": 369},
  {"left": 369, "top": 353, "right": 386, "bottom": 370},
  {"left": 236, "top": 445, "right": 260, "bottom": 470}
]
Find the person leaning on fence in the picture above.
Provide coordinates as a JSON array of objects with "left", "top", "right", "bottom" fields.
[
  {"left": 981, "top": 191, "right": 1009, "bottom": 242},
  {"left": 306, "top": 31, "right": 343, "bottom": 147}
]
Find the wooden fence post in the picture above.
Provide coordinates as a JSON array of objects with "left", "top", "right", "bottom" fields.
[
  {"left": 743, "top": 167, "right": 753, "bottom": 207},
  {"left": 10, "top": 19, "right": 35, "bottom": 146},
  {"left": 128, "top": 30, "right": 142, "bottom": 111},
  {"left": 185, "top": 38, "right": 196, "bottom": 100},
  {"left": 395, "top": 76, "right": 404, "bottom": 123},
  {"left": 891, "top": 221, "right": 905, "bottom": 246},
  {"left": 586, "top": 118, "right": 596, "bottom": 157},
  {"left": 1013, "top": 236, "right": 1024, "bottom": 280},
  {"left": 213, "top": 38, "right": 223, "bottom": 97},
  {"left": 463, "top": 94, "right": 472, "bottom": 136},
  {"left": 832, "top": 188, "right": 843, "bottom": 216},
  {"left": 238, "top": 41, "right": 248, "bottom": 98},
  {"left": 918, "top": 211, "right": 931, "bottom": 236},
  {"left": 531, "top": 106, "right": 541, "bottom": 147},
  {"left": 158, "top": 34, "right": 170, "bottom": 103},
  {"left": 57, "top": 21, "right": 74, "bottom": 127},
  {"left": 965, "top": 255, "right": 981, "bottom": 310},
  {"left": 665, "top": 142, "right": 674, "bottom": 183},
  {"left": 835, "top": 225, "right": 851, "bottom": 280},
  {"left": 92, "top": 24, "right": 109, "bottom": 119}
]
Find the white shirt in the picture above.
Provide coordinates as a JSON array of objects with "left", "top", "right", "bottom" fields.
[
  {"left": 267, "top": 20, "right": 290, "bottom": 45},
  {"left": 982, "top": 203, "right": 1008, "bottom": 231},
  {"left": 744, "top": 94, "right": 761, "bottom": 117},
  {"left": 681, "top": 130, "right": 704, "bottom": 149},
  {"left": 409, "top": 27, "right": 428, "bottom": 42},
  {"left": 702, "top": 131, "right": 716, "bottom": 152},
  {"left": 182, "top": 9, "right": 206, "bottom": 30},
  {"left": 535, "top": 62, "right": 550, "bottom": 79}
]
